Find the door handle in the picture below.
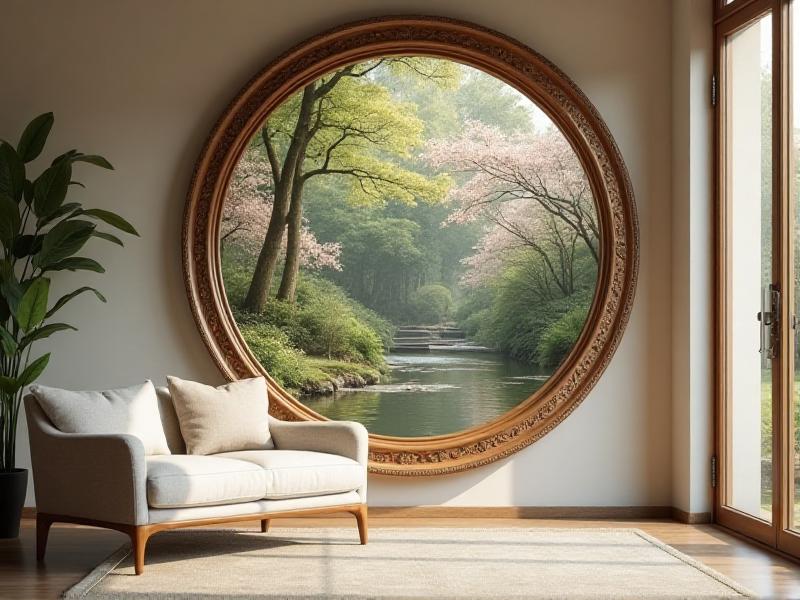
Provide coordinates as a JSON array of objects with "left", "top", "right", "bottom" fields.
[{"left": 757, "top": 284, "right": 780, "bottom": 359}]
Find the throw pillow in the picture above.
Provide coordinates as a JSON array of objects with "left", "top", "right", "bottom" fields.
[
  {"left": 166, "top": 376, "right": 273, "bottom": 455},
  {"left": 31, "top": 380, "right": 171, "bottom": 455}
]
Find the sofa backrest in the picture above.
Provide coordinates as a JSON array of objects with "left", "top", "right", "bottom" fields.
[{"left": 154, "top": 386, "right": 186, "bottom": 454}]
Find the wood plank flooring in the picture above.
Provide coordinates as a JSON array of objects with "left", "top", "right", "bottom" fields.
[{"left": 2, "top": 516, "right": 800, "bottom": 599}]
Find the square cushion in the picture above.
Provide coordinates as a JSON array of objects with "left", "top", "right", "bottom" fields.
[
  {"left": 31, "top": 380, "right": 171, "bottom": 455},
  {"left": 167, "top": 376, "right": 273, "bottom": 455},
  {"left": 215, "top": 450, "right": 365, "bottom": 500},
  {"left": 146, "top": 455, "right": 266, "bottom": 508}
]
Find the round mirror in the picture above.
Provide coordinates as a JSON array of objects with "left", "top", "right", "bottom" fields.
[{"left": 183, "top": 17, "right": 638, "bottom": 475}]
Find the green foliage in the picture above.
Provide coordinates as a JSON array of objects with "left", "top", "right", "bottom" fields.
[
  {"left": 238, "top": 322, "right": 319, "bottom": 390},
  {"left": 227, "top": 268, "right": 391, "bottom": 391},
  {"left": 296, "top": 59, "right": 531, "bottom": 325},
  {"left": 537, "top": 306, "right": 589, "bottom": 368},
  {"left": 455, "top": 249, "right": 595, "bottom": 366},
  {"left": 410, "top": 284, "right": 452, "bottom": 325},
  {"left": 0, "top": 113, "right": 137, "bottom": 471}
]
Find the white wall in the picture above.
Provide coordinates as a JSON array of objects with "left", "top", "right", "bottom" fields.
[
  {"left": 1, "top": 0, "right": 679, "bottom": 508},
  {"left": 671, "top": 0, "right": 714, "bottom": 515}
]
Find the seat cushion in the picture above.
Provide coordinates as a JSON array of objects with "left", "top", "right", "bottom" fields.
[
  {"left": 146, "top": 455, "right": 266, "bottom": 508},
  {"left": 215, "top": 450, "right": 365, "bottom": 500}
]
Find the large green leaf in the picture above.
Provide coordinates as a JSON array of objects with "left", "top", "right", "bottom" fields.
[
  {"left": 15, "top": 277, "right": 50, "bottom": 332},
  {"left": 17, "top": 113, "right": 54, "bottom": 163},
  {"left": 12, "top": 234, "right": 43, "bottom": 259},
  {"left": 50, "top": 149, "right": 80, "bottom": 166},
  {"left": 43, "top": 257, "right": 105, "bottom": 273},
  {"left": 20, "top": 323, "right": 76, "bottom": 348},
  {"left": 0, "top": 194, "right": 20, "bottom": 247},
  {"left": 32, "top": 160, "right": 71, "bottom": 218},
  {"left": 18, "top": 353, "right": 50, "bottom": 387},
  {"left": 81, "top": 209, "right": 139, "bottom": 236},
  {"left": 0, "top": 275, "right": 23, "bottom": 318},
  {"left": 0, "top": 142, "right": 25, "bottom": 203},
  {"left": 92, "top": 231, "right": 123, "bottom": 246},
  {"left": 35, "top": 219, "right": 95, "bottom": 268},
  {"left": 0, "top": 327, "right": 17, "bottom": 356},
  {"left": 36, "top": 201, "right": 80, "bottom": 228},
  {"left": 72, "top": 154, "right": 113, "bottom": 170},
  {"left": 45, "top": 286, "right": 106, "bottom": 318}
]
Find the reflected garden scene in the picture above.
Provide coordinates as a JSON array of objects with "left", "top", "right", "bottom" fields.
[{"left": 220, "top": 56, "right": 598, "bottom": 437}]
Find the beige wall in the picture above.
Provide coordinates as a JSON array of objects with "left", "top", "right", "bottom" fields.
[{"left": 1, "top": 0, "right": 680, "bottom": 508}]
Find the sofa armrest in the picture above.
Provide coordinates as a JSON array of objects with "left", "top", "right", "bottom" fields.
[
  {"left": 24, "top": 395, "right": 149, "bottom": 526},
  {"left": 269, "top": 418, "right": 368, "bottom": 464}
]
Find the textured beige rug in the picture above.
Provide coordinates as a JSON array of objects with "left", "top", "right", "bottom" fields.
[{"left": 64, "top": 528, "right": 754, "bottom": 599}]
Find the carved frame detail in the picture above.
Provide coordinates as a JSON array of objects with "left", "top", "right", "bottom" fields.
[{"left": 182, "top": 16, "right": 639, "bottom": 476}]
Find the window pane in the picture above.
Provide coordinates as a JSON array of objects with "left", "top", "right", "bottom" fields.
[{"left": 727, "top": 13, "right": 773, "bottom": 522}]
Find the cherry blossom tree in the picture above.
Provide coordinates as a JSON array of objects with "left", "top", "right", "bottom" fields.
[
  {"left": 425, "top": 121, "right": 597, "bottom": 298},
  {"left": 221, "top": 149, "right": 272, "bottom": 253},
  {"left": 460, "top": 212, "right": 582, "bottom": 299},
  {"left": 426, "top": 121, "right": 598, "bottom": 263},
  {"left": 222, "top": 148, "right": 341, "bottom": 271}
]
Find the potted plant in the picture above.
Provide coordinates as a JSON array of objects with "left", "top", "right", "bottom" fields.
[{"left": 0, "top": 113, "right": 138, "bottom": 538}]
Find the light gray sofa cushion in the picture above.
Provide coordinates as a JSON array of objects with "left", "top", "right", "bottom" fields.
[
  {"left": 146, "top": 455, "right": 266, "bottom": 508},
  {"left": 216, "top": 450, "right": 366, "bottom": 500},
  {"left": 30, "top": 381, "right": 171, "bottom": 456},
  {"left": 167, "top": 376, "right": 273, "bottom": 455}
]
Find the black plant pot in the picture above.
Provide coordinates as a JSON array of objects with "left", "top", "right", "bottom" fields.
[{"left": 0, "top": 468, "right": 28, "bottom": 539}]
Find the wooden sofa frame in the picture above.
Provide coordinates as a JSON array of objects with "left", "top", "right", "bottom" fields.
[{"left": 37, "top": 504, "right": 368, "bottom": 575}]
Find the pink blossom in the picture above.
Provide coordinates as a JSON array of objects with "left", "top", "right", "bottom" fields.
[
  {"left": 424, "top": 121, "right": 598, "bottom": 287},
  {"left": 222, "top": 149, "right": 342, "bottom": 271}
]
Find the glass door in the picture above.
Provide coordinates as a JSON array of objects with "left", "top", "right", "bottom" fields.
[{"left": 717, "top": 6, "right": 779, "bottom": 546}]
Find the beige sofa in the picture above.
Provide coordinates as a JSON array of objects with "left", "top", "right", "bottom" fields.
[{"left": 25, "top": 387, "right": 369, "bottom": 575}]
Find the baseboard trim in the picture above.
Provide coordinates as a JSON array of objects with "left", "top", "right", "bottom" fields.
[
  {"left": 24, "top": 505, "right": 685, "bottom": 520},
  {"left": 670, "top": 507, "right": 712, "bottom": 524},
  {"left": 368, "top": 506, "right": 674, "bottom": 519}
]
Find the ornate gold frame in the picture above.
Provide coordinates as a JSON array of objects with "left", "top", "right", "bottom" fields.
[{"left": 182, "top": 16, "right": 639, "bottom": 476}]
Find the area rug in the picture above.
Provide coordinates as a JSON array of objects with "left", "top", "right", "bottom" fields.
[{"left": 64, "top": 528, "right": 755, "bottom": 599}]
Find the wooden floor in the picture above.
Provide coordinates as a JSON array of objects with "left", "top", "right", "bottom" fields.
[{"left": 3, "top": 516, "right": 800, "bottom": 599}]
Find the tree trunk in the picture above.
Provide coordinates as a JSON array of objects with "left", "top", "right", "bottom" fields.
[
  {"left": 242, "top": 84, "right": 316, "bottom": 313},
  {"left": 276, "top": 177, "right": 305, "bottom": 303}
]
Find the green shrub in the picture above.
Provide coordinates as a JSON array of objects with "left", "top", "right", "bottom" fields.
[
  {"left": 232, "top": 274, "right": 389, "bottom": 375},
  {"left": 410, "top": 284, "right": 453, "bottom": 324},
  {"left": 454, "top": 251, "right": 594, "bottom": 366},
  {"left": 298, "top": 294, "right": 385, "bottom": 367},
  {"left": 297, "top": 275, "right": 395, "bottom": 348},
  {"left": 536, "top": 306, "right": 589, "bottom": 367},
  {"left": 237, "top": 322, "right": 321, "bottom": 389}
]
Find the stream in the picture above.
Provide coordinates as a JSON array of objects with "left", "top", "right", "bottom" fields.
[{"left": 300, "top": 350, "right": 553, "bottom": 437}]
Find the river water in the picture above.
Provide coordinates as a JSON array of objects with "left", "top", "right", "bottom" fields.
[{"left": 300, "top": 351, "right": 553, "bottom": 437}]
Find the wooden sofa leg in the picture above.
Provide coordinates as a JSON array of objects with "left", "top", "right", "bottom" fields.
[
  {"left": 36, "top": 513, "right": 55, "bottom": 561},
  {"left": 131, "top": 526, "right": 152, "bottom": 575},
  {"left": 260, "top": 519, "right": 270, "bottom": 533},
  {"left": 353, "top": 505, "right": 368, "bottom": 545}
]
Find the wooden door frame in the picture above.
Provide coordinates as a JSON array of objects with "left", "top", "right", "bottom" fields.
[{"left": 714, "top": 0, "right": 800, "bottom": 556}]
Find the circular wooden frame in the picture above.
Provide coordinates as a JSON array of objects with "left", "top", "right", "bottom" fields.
[{"left": 183, "top": 16, "right": 639, "bottom": 476}]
